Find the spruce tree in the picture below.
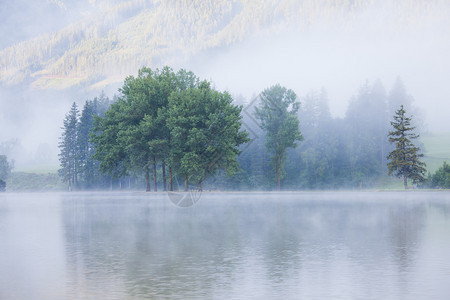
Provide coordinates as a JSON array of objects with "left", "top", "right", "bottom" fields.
[
  {"left": 77, "top": 100, "right": 95, "bottom": 187},
  {"left": 387, "top": 105, "right": 426, "bottom": 189},
  {"left": 58, "top": 102, "right": 79, "bottom": 190},
  {"left": 78, "top": 97, "right": 110, "bottom": 189}
]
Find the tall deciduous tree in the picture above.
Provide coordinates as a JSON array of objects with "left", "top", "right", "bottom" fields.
[
  {"left": 91, "top": 100, "right": 129, "bottom": 187},
  {"left": 120, "top": 68, "right": 159, "bottom": 191},
  {"left": 387, "top": 105, "right": 426, "bottom": 189},
  {"left": 254, "top": 84, "right": 303, "bottom": 190},
  {"left": 150, "top": 68, "right": 198, "bottom": 191},
  {"left": 58, "top": 102, "right": 79, "bottom": 190},
  {"left": 168, "top": 81, "right": 249, "bottom": 191}
]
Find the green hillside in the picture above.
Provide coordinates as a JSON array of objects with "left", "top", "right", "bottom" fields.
[{"left": 1, "top": 0, "right": 448, "bottom": 91}]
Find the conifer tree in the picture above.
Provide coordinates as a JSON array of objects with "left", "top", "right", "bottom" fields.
[
  {"left": 387, "top": 105, "right": 426, "bottom": 189},
  {"left": 77, "top": 100, "right": 96, "bottom": 187},
  {"left": 77, "top": 95, "right": 110, "bottom": 188},
  {"left": 58, "top": 102, "right": 79, "bottom": 190},
  {"left": 0, "top": 155, "right": 12, "bottom": 192}
]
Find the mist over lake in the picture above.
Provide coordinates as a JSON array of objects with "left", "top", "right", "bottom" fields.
[
  {"left": 2, "top": 1, "right": 450, "bottom": 298},
  {"left": 1, "top": 191, "right": 450, "bottom": 299}
]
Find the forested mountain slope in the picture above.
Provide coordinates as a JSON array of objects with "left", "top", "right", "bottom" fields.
[{"left": 1, "top": 0, "right": 448, "bottom": 91}]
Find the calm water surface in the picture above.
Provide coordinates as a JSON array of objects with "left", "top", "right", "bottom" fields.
[{"left": 1, "top": 191, "right": 450, "bottom": 299}]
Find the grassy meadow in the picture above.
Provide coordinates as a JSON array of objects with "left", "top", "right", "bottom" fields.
[{"left": 422, "top": 132, "right": 450, "bottom": 174}]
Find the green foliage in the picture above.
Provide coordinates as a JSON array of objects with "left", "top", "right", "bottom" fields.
[
  {"left": 57, "top": 94, "right": 112, "bottom": 190},
  {"left": 230, "top": 79, "right": 421, "bottom": 190},
  {"left": 427, "top": 162, "right": 450, "bottom": 189},
  {"left": 52, "top": 70, "right": 431, "bottom": 191},
  {"left": 77, "top": 94, "right": 111, "bottom": 188},
  {"left": 92, "top": 67, "right": 249, "bottom": 191},
  {"left": 0, "top": 155, "right": 12, "bottom": 191},
  {"left": 58, "top": 102, "right": 79, "bottom": 189},
  {"left": 254, "top": 84, "right": 303, "bottom": 189},
  {"left": 168, "top": 81, "right": 249, "bottom": 189},
  {"left": 0, "top": 155, "right": 12, "bottom": 181},
  {"left": 91, "top": 99, "right": 128, "bottom": 181},
  {"left": 387, "top": 105, "right": 426, "bottom": 188},
  {"left": 92, "top": 67, "right": 193, "bottom": 191}
]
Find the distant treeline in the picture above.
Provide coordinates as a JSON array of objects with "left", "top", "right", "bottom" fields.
[
  {"left": 236, "top": 78, "right": 423, "bottom": 190},
  {"left": 58, "top": 67, "right": 447, "bottom": 191}
]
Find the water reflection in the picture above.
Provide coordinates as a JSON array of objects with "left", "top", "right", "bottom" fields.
[
  {"left": 0, "top": 193, "right": 66, "bottom": 300},
  {"left": 1, "top": 192, "right": 450, "bottom": 299}
]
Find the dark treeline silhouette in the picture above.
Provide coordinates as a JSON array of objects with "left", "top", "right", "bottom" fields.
[{"left": 58, "top": 72, "right": 427, "bottom": 191}]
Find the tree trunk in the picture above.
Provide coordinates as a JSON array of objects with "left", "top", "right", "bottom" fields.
[
  {"left": 277, "top": 154, "right": 281, "bottom": 190},
  {"left": 162, "top": 161, "right": 167, "bottom": 191},
  {"left": 404, "top": 176, "right": 408, "bottom": 189},
  {"left": 198, "top": 180, "right": 203, "bottom": 192},
  {"left": 184, "top": 174, "right": 188, "bottom": 191},
  {"left": 145, "top": 166, "right": 150, "bottom": 192},
  {"left": 169, "top": 167, "right": 173, "bottom": 191},
  {"left": 110, "top": 177, "right": 113, "bottom": 191},
  {"left": 153, "top": 156, "right": 157, "bottom": 192}
]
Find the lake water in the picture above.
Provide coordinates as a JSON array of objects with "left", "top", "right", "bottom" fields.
[{"left": 1, "top": 191, "right": 450, "bottom": 299}]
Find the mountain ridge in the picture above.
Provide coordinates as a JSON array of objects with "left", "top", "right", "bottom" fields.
[{"left": 2, "top": 0, "right": 448, "bottom": 92}]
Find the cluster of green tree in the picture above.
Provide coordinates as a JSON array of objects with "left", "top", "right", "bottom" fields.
[
  {"left": 1, "top": 0, "right": 446, "bottom": 89},
  {"left": 227, "top": 79, "right": 425, "bottom": 190},
  {"left": 59, "top": 67, "right": 428, "bottom": 191},
  {"left": 59, "top": 67, "right": 249, "bottom": 191},
  {"left": 424, "top": 162, "right": 450, "bottom": 189},
  {"left": 58, "top": 93, "right": 112, "bottom": 190},
  {"left": 0, "top": 155, "right": 12, "bottom": 191}
]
